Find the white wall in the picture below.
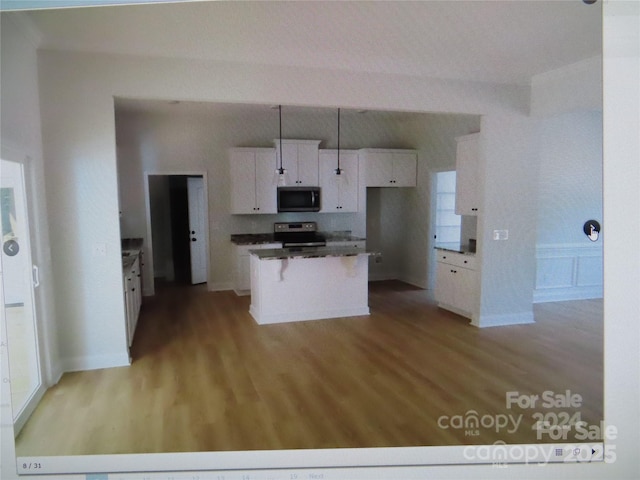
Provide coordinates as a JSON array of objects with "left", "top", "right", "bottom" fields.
[
  {"left": 37, "top": 51, "right": 129, "bottom": 371},
  {"left": 536, "top": 113, "right": 603, "bottom": 245},
  {"left": 530, "top": 57, "right": 602, "bottom": 117},
  {"left": 0, "top": 15, "right": 61, "bottom": 384},
  {"left": 474, "top": 113, "right": 541, "bottom": 327},
  {"left": 534, "top": 111, "right": 603, "bottom": 302},
  {"left": 532, "top": 66, "right": 603, "bottom": 302}
]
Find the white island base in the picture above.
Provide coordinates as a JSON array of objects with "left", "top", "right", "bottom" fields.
[{"left": 249, "top": 250, "right": 371, "bottom": 325}]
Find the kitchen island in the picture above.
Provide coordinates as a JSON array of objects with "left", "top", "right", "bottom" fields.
[{"left": 249, "top": 246, "right": 375, "bottom": 325}]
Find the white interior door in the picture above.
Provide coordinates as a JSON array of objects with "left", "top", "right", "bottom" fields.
[
  {"left": 187, "top": 176, "right": 207, "bottom": 284},
  {"left": 0, "top": 158, "right": 43, "bottom": 431}
]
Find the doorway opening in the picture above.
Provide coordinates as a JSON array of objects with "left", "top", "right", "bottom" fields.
[{"left": 145, "top": 173, "right": 209, "bottom": 295}]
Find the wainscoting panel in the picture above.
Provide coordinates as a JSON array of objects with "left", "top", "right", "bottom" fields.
[{"left": 534, "top": 243, "right": 603, "bottom": 303}]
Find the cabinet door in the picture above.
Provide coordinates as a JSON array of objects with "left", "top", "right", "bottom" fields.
[
  {"left": 392, "top": 153, "right": 417, "bottom": 187},
  {"left": 255, "top": 149, "right": 277, "bottom": 213},
  {"left": 435, "top": 261, "right": 477, "bottom": 318},
  {"left": 455, "top": 267, "right": 478, "bottom": 315},
  {"left": 125, "top": 273, "right": 135, "bottom": 346},
  {"left": 455, "top": 134, "right": 480, "bottom": 215},
  {"left": 279, "top": 142, "right": 319, "bottom": 185},
  {"left": 364, "top": 152, "right": 392, "bottom": 186},
  {"left": 123, "top": 283, "right": 131, "bottom": 347},
  {"left": 319, "top": 151, "right": 340, "bottom": 211},
  {"left": 435, "top": 262, "right": 455, "bottom": 307},
  {"left": 338, "top": 152, "right": 359, "bottom": 211},
  {"left": 132, "top": 257, "right": 142, "bottom": 320},
  {"left": 319, "top": 151, "right": 359, "bottom": 212},
  {"left": 296, "top": 143, "right": 319, "bottom": 186},
  {"left": 280, "top": 143, "right": 300, "bottom": 183},
  {"left": 229, "top": 150, "right": 257, "bottom": 214}
]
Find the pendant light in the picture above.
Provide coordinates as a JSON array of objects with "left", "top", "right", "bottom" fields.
[
  {"left": 274, "top": 105, "right": 289, "bottom": 186},
  {"left": 334, "top": 108, "right": 348, "bottom": 184}
]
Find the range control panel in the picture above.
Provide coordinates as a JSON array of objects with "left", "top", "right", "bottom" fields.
[{"left": 274, "top": 222, "right": 318, "bottom": 233}]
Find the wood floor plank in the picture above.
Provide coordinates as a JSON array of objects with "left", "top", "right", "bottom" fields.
[{"left": 14, "top": 281, "right": 603, "bottom": 456}]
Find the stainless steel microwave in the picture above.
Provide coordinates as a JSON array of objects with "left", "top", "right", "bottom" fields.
[{"left": 277, "top": 186, "right": 321, "bottom": 212}]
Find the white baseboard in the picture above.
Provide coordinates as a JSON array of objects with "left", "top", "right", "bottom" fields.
[
  {"left": 473, "top": 311, "right": 535, "bottom": 328},
  {"left": 42, "top": 356, "right": 64, "bottom": 387},
  {"left": 437, "top": 302, "right": 473, "bottom": 320},
  {"left": 533, "top": 285, "right": 603, "bottom": 303},
  {"left": 368, "top": 272, "right": 398, "bottom": 282},
  {"left": 398, "top": 274, "right": 428, "bottom": 290},
  {"left": 208, "top": 281, "right": 232, "bottom": 292},
  {"left": 250, "top": 306, "right": 370, "bottom": 325},
  {"left": 61, "top": 352, "right": 130, "bottom": 373}
]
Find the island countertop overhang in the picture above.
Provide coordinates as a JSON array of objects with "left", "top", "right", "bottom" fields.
[{"left": 250, "top": 246, "right": 378, "bottom": 260}]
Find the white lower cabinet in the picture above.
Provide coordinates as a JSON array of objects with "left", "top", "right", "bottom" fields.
[
  {"left": 233, "top": 243, "right": 282, "bottom": 295},
  {"left": 123, "top": 255, "right": 142, "bottom": 347},
  {"left": 434, "top": 250, "right": 478, "bottom": 320}
]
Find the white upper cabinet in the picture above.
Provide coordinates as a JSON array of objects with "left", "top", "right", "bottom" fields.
[
  {"left": 319, "top": 150, "right": 359, "bottom": 212},
  {"left": 360, "top": 149, "right": 417, "bottom": 187},
  {"left": 455, "top": 133, "right": 480, "bottom": 216},
  {"left": 274, "top": 139, "right": 321, "bottom": 186},
  {"left": 229, "top": 148, "right": 277, "bottom": 214}
]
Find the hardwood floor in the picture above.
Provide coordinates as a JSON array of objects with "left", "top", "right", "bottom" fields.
[{"left": 15, "top": 281, "right": 603, "bottom": 456}]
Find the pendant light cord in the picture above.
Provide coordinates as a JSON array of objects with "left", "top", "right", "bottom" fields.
[
  {"left": 336, "top": 108, "right": 341, "bottom": 174},
  {"left": 278, "top": 105, "right": 284, "bottom": 174}
]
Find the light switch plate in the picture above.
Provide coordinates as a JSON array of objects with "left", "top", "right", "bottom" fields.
[{"left": 493, "top": 229, "right": 509, "bottom": 241}]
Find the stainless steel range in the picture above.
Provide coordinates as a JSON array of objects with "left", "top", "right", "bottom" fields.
[{"left": 273, "top": 222, "right": 326, "bottom": 248}]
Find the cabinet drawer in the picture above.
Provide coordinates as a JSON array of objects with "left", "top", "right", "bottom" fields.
[{"left": 437, "top": 251, "right": 477, "bottom": 270}]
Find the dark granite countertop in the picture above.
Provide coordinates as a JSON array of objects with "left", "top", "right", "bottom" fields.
[
  {"left": 231, "top": 231, "right": 365, "bottom": 245},
  {"left": 121, "top": 238, "right": 143, "bottom": 270},
  {"left": 230, "top": 233, "right": 279, "bottom": 245},
  {"left": 434, "top": 242, "right": 476, "bottom": 255},
  {"left": 250, "top": 246, "right": 377, "bottom": 260},
  {"left": 122, "top": 255, "right": 138, "bottom": 271}
]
